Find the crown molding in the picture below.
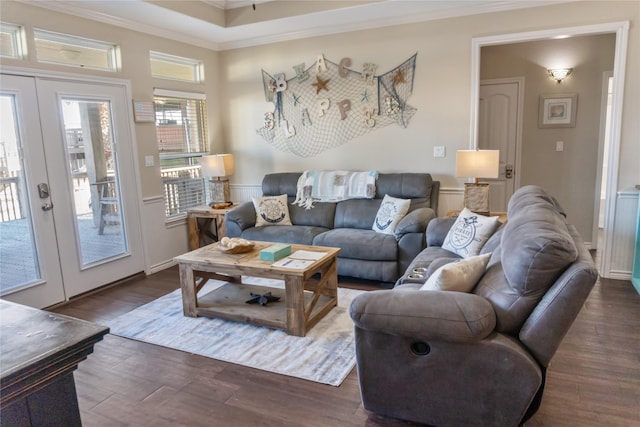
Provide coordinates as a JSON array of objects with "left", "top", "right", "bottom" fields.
[
  {"left": 217, "top": 1, "right": 573, "bottom": 50},
  {"left": 24, "top": 0, "right": 223, "bottom": 50},
  {"left": 23, "top": 0, "right": 576, "bottom": 52}
]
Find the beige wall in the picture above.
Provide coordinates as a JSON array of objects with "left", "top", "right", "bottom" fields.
[
  {"left": 2, "top": 1, "right": 638, "bottom": 271},
  {"left": 220, "top": 1, "right": 639, "bottom": 196},
  {"left": 481, "top": 34, "right": 616, "bottom": 243},
  {"left": 220, "top": 17, "right": 472, "bottom": 185},
  {"left": 1, "top": 1, "right": 223, "bottom": 199}
]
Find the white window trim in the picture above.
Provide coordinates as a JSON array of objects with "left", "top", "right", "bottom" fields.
[
  {"left": 33, "top": 28, "right": 120, "bottom": 72},
  {"left": 150, "top": 51, "right": 204, "bottom": 83},
  {"left": 0, "top": 22, "right": 28, "bottom": 59},
  {"left": 153, "top": 88, "right": 206, "bottom": 100}
]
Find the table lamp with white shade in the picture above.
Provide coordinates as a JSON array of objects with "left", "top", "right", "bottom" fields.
[
  {"left": 455, "top": 149, "right": 500, "bottom": 215},
  {"left": 201, "top": 154, "right": 235, "bottom": 203}
]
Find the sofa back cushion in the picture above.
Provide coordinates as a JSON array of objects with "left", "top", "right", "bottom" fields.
[
  {"left": 262, "top": 172, "right": 301, "bottom": 197},
  {"left": 376, "top": 173, "right": 434, "bottom": 211},
  {"left": 262, "top": 172, "right": 438, "bottom": 231},
  {"left": 261, "top": 173, "right": 336, "bottom": 228},
  {"left": 334, "top": 199, "right": 381, "bottom": 229},
  {"left": 288, "top": 200, "right": 336, "bottom": 228},
  {"left": 473, "top": 186, "right": 578, "bottom": 334}
]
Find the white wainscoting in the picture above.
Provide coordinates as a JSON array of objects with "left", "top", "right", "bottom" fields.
[
  {"left": 230, "top": 184, "right": 464, "bottom": 218},
  {"left": 142, "top": 195, "right": 190, "bottom": 274},
  {"left": 608, "top": 189, "right": 639, "bottom": 280},
  {"left": 230, "top": 184, "right": 263, "bottom": 205},
  {"left": 437, "top": 188, "right": 464, "bottom": 217}
]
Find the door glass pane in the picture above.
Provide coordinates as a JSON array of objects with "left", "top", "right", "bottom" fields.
[
  {"left": 60, "top": 98, "right": 127, "bottom": 266},
  {"left": 0, "top": 94, "right": 41, "bottom": 292}
]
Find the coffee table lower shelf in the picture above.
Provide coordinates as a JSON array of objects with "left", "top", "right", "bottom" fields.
[{"left": 196, "top": 282, "right": 336, "bottom": 334}]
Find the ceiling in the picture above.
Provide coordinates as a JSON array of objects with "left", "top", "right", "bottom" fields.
[{"left": 26, "top": 0, "right": 572, "bottom": 51}]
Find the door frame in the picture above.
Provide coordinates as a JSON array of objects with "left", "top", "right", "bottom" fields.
[
  {"left": 469, "top": 21, "right": 630, "bottom": 279},
  {"left": 1, "top": 65, "right": 149, "bottom": 278},
  {"left": 479, "top": 77, "right": 525, "bottom": 196},
  {"left": 592, "top": 70, "right": 614, "bottom": 251}
]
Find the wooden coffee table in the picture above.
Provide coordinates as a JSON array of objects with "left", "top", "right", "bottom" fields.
[{"left": 174, "top": 241, "right": 340, "bottom": 337}]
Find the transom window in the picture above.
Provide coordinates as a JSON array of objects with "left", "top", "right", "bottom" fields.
[
  {"left": 0, "top": 22, "right": 27, "bottom": 59},
  {"left": 154, "top": 89, "right": 208, "bottom": 219},
  {"left": 34, "top": 28, "right": 120, "bottom": 72},
  {"left": 150, "top": 51, "right": 204, "bottom": 83}
]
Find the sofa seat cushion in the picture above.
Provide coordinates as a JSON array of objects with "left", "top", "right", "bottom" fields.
[
  {"left": 241, "top": 225, "right": 329, "bottom": 246},
  {"left": 313, "top": 228, "right": 397, "bottom": 261}
]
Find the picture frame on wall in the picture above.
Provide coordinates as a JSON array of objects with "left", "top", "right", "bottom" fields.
[{"left": 538, "top": 93, "right": 578, "bottom": 128}]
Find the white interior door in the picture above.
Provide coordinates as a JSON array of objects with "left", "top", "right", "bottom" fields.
[
  {"left": 478, "top": 80, "right": 521, "bottom": 212},
  {"left": 1, "top": 74, "right": 144, "bottom": 308}
]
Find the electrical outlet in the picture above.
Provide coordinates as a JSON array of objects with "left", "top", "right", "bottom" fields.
[
  {"left": 433, "top": 146, "right": 446, "bottom": 158},
  {"left": 145, "top": 155, "right": 155, "bottom": 167},
  {"left": 556, "top": 141, "right": 564, "bottom": 152}
]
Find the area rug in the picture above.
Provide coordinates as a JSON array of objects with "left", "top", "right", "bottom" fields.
[{"left": 108, "top": 277, "right": 363, "bottom": 386}]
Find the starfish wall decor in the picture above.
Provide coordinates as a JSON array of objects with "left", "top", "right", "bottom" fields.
[{"left": 257, "top": 53, "right": 417, "bottom": 157}]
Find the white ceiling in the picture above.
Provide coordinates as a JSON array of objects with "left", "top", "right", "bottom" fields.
[{"left": 26, "top": 0, "right": 572, "bottom": 51}]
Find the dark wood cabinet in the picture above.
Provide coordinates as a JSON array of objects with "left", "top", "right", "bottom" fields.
[{"left": 1, "top": 300, "right": 108, "bottom": 426}]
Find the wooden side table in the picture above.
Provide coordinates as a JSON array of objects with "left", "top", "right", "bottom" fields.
[{"left": 187, "top": 205, "right": 236, "bottom": 250}]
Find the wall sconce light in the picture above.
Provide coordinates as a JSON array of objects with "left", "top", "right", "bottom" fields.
[
  {"left": 547, "top": 68, "right": 573, "bottom": 83},
  {"left": 201, "top": 154, "right": 235, "bottom": 203}
]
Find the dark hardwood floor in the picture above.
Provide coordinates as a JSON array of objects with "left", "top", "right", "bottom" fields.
[{"left": 52, "top": 266, "right": 640, "bottom": 427}]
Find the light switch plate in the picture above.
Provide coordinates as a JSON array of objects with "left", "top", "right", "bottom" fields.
[
  {"left": 145, "top": 155, "right": 155, "bottom": 167},
  {"left": 556, "top": 141, "right": 564, "bottom": 152},
  {"left": 433, "top": 146, "right": 446, "bottom": 158}
]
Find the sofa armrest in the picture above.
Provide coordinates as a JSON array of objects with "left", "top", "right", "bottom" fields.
[
  {"left": 225, "top": 201, "right": 256, "bottom": 237},
  {"left": 350, "top": 290, "right": 496, "bottom": 343},
  {"left": 426, "top": 217, "right": 456, "bottom": 247},
  {"left": 394, "top": 208, "right": 436, "bottom": 238}
]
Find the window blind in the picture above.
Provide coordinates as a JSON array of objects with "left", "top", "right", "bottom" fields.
[{"left": 154, "top": 91, "right": 208, "bottom": 219}]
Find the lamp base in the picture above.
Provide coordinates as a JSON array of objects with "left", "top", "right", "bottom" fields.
[
  {"left": 210, "top": 179, "right": 231, "bottom": 204},
  {"left": 463, "top": 182, "right": 490, "bottom": 216}
]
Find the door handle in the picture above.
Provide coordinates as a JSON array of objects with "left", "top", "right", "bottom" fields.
[
  {"left": 505, "top": 165, "right": 514, "bottom": 179},
  {"left": 41, "top": 202, "right": 54, "bottom": 211},
  {"left": 37, "top": 183, "right": 50, "bottom": 199}
]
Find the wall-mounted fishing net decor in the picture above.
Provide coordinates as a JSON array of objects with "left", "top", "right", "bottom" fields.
[{"left": 256, "top": 53, "right": 417, "bottom": 157}]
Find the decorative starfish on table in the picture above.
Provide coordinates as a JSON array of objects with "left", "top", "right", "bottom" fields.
[
  {"left": 311, "top": 76, "right": 330, "bottom": 94},
  {"left": 245, "top": 292, "right": 281, "bottom": 306}
]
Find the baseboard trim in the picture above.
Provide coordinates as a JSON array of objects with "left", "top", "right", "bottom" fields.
[
  {"left": 608, "top": 270, "right": 632, "bottom": 281},
  {"left": 148, "top": 259, "right": 177, "bottom": 275}
]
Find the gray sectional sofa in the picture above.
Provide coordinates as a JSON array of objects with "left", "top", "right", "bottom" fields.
[
  {"left": 349, "top": 185, "right": 598, "bottom": 426},
  {"left": 225, "top": 172, "right": 439, "bottom": 283}
]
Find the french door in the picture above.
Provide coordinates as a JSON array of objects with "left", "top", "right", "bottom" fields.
[{"left": 0, "top": 74, "right": 144, "bottom": 308}]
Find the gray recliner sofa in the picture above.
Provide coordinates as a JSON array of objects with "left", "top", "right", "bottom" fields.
[
  {"left": 349, "top": 185, "right": 598, "bottom": 426},
  {"left": 225, "top": 172, "right": 439, "bottom": 284}
]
